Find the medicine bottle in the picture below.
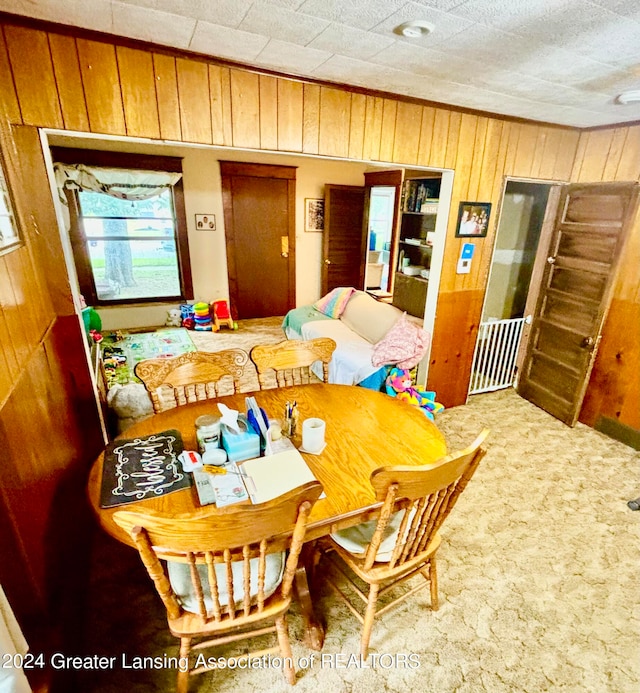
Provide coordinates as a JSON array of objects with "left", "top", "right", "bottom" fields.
[{"left": 195, "top": 414, "right": 221, "bottom": 453}]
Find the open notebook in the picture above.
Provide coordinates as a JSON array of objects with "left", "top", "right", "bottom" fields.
[{"left": 239, "top": 449, "right": 320, "bottom": 504}]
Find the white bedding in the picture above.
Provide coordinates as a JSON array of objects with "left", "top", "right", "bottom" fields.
[{"left": 285, "top": 319, "right": 379, "bottom": 386}]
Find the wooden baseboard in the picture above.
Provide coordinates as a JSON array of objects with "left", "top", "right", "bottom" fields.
[{"left": 594, "top": 416, "right": 640, "bottom": 450}]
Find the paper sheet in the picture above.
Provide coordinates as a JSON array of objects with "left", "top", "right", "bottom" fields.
[{"left": 240, "top": 449, "right": 318, "bottom": 504}]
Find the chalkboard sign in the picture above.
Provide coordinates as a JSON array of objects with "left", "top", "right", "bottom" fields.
[{"left": 100, "top": 429, "right": 191, "bottom": 508}]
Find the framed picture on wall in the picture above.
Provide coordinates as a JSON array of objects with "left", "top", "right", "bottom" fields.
[
  {"left": 455, "top": 202, "right": 491, "bottom": 238},
  {"left": 305, "top": 198, "right": 324, "bottom": 232},
  {"left": 0, "top": 151, "right": 23, "bottom": 256}
]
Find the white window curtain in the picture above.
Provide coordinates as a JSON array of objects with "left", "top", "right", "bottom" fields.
[{"left": 53, "top": 163, "right": 182, "bottom": 201}]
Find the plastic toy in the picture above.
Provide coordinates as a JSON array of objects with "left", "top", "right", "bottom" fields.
[
  {"left": 385, "top": 367, "right": 444, "bottom": 421},
  {"left": 211, "top": 299, "right": 238, "bottom": 332},
  {"left": 192, "top": 302, "right": 213, "bottom": 331}
]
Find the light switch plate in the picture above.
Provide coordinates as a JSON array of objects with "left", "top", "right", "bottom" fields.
[{"left": 195, "top": 214, "right": 216, "bottom": 230}]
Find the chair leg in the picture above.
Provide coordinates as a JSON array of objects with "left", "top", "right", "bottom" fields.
[
  {"left": 429, "top": 557, "right": 439, "bottom": 611},
  {"left": 275, "top": 615, "right": 297, "bottom": 685},
  {"left": 177, "top": 637, "right": 191, "bottom": 693},
  {"left": 360, "top": 584, "right": 379, "bottom": 659}
]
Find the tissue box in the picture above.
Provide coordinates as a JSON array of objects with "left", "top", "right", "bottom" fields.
[{"left": 221, "top": 415, "right": 260, "bottom": 463}]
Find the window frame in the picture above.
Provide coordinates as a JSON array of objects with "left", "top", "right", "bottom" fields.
[{"left": 52, "top": 147, "right": 193, "bottom": 306}]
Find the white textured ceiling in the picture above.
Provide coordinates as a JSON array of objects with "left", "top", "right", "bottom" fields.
[{"left": 2, "top": 0, "right": 640, "bottom": 128}]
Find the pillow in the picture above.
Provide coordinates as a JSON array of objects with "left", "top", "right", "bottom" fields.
[
  {"left": 313, "top": 287, "right": 356, "bottom": 319},
  {"left": 340, "top": 291, "right": 402, "bottom": 344},
  {"left": 371, "top": 312, "right": 430, "bottom": 370},
  {"left": 168, "top": 552, "right": 285, "bottom": 614}
]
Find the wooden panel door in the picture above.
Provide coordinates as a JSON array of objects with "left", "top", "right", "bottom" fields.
[
  {"left": 322, "top": 185, "right": 366, "bottom": 294},
  {"left": 221, "top": 162, "right": 295, "bottom": 319},
  {"left": 518, "top": 182, "right": 639, "bottom": 425}
]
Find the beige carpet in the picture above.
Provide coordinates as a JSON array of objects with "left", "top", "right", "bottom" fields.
[{"left": 80, "top": 388, "right": 640, "bottom": 693}]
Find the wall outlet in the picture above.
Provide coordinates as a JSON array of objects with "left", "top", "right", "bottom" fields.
[{"left": 195, "top": 214, "right": 216, "bottom": 230}]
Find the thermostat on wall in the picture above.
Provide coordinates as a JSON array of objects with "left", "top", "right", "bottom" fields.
[{"left": 457, "top": 242, "right": 475, "bottom": 274}]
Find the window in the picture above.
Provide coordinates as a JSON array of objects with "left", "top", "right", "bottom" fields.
[{"left": 54, "top": 149, "right": 193, "bottom": 306}]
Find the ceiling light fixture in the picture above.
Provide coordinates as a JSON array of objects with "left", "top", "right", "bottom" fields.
[
  {"left": 395, "top": 20, "right": 434, "bottom": 39},
  {"left": 616, "top": 90, "right": 640, "bottom": 105}
]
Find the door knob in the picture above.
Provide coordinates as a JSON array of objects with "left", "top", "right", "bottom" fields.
[
  {"left": 582, "top": 336, "right": 595, "bottom": 348},
  {"left": 324, "top": 259, "right": 331, "bottom": 265},
  {"left": 281, "top": 252, "right": 289, "bottom": 258},
  {"left": 547, "top": 256, "right": 556, "bottom": 264}
]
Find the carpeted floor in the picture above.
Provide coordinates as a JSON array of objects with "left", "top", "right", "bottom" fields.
[{"left": 78, "top": 387, "right": 640, "bottom": 693}]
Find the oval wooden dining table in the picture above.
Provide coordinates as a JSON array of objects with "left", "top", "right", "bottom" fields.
[{"left": 87, "top": 383, "right": 447, "bottom": 649}]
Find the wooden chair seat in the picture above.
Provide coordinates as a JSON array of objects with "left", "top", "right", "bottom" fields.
[
  {"left": 315, "top": 429, "right": 489, "bottom": 658},
  {"left": 134, "top": 349, "right": 249, "bottom": 413},
  {"left": 250, "top": 338, "right": 336, "bottom": 389},
  {"left": 114, "top": 481, "right": 323, "bottom": 691}
]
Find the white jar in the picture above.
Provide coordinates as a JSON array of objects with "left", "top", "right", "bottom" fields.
[{"left": 195, "top": 414, "right": 221, "bottom": 453}]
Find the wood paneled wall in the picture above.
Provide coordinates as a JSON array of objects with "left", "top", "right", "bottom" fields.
[
  {"left": 0, "top": 19, "right": 581, "bottom": 409},
  {"left": 571, "top": 125, "right": 640, "bottom": 432}
]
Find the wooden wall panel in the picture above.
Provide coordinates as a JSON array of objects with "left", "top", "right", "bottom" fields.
[
  {"left": 615, "top": 125, "right": 640, "bottom": 181},
  {"left": 76, "top": 39, "right": 126, "bottom": 135},
  {"left": 153, "top": 53, "right": 182, "bottom": 141},
  {"left": 116, "top": 46, "right": 160, "bottom": 139},
  {"left": 348, "top": 92, "right": 366, "bottom": 161},
  {"left": 319, "top": 87, "right": 351, "bottom": 158},
  {"left": 176, "top": 58, "right": 211, "bottom": 144},
  {"left": 602, "top": 127, "right": 627, "bottom": 181},
  {"left": 378, "top": 99, "right": 397, "bottom": 162},
  {"left": 427, "top": 288, "right": 485, "bottom": 407},
  {"left": 48, "top": 34, "right": 90, "bottom": 132},
  {"left": 430, "top": 108, "right": 450, "bottom": 169},
  {"left": 277, "top": 79, "right": 303, "bottom": 152},
  {"left": 554, "top": 129, "right": 580, "bottom": 180},
  {"left": 302, "top": 83, "right": 320, "bottom": 154},
  {"left": 258, "top": 75, "right": 278, "bottom": 150},
  {"left": 362, "top": 95, "right": 383, "bottom": 161},
  {"left": 0, "top": 29, "right": 20, "bottom": 122},
  {"left": 416, "top": 106, "right": 435, "bottom": 166},
  {"left": 3, "top": 26, "right": 62, "bottom": 128},
  {"left": 576, "top": 129, "right": 615, "bottom": 182},
  {"left": 210, "top": 65, "right": 232, "bottom": 146},
  {"left": 230, "top": 69, "right": 260, "bottom": 149},
  {"left": 392, "top": 102, "right": 422, "bottom": 165}
]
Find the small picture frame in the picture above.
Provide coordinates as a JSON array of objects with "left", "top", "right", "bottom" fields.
[
  {"left": 305, "top": 198, "right": 324, "bottom": 232},
  {"left": 455, "top": 202, "right": 491, "bottom": 238}
]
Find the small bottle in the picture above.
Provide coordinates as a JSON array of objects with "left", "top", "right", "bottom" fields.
[{"left": 195, "top": 414, "right": 221, "bottom": 453}]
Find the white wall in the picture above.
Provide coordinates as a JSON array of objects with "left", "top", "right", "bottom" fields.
[{"left": 47, "top": 134, "right": 369, "bottom": 330}]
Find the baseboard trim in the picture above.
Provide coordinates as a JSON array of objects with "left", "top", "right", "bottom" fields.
[{"left": 594, "top": 416, "right": 640, "bottom": 451}]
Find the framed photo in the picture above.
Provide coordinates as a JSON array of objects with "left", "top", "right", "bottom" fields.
[
  {"left": 455, "top": 202, "right": 491, "bottom": 238},
  {"left": 0, "top": 152, "right": 23, "bottom": 256},
  {"left": 305, "top": 198, "right": 324, "bottom": 232}
]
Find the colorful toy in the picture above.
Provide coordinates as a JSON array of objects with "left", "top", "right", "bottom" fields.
[
  {"left": 211, "top": 299, "right": 238, "bottom": 332},
  {"left": 192, "top": 301, "right": 213, "bottom": 331},
  {"left": 385, "top": 367, "right": 444, "bottom": 421}
]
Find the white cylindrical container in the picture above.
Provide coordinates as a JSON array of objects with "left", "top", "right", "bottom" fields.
[
  {"left": 302, "top": 418, "right": 326, "bottom": 453},
  {"left": 195, "top": 414, "right": 221, "bottom": 453}
]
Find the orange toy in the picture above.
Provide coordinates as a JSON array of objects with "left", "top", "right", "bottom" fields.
[{"left": 211, "top": 299, "right": 238, "bottom": 332}]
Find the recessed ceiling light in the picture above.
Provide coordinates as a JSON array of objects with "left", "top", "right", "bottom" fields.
[
  {"left": 616, "top": 90, "right": 640, "bottom": 105},
  {"left": 395, "top": 20, "right": 434, "bottom": 39}
]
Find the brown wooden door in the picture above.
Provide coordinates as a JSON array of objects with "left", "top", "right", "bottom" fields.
[
  {"left": 221, "top": 162, "right": 295, "bottom": 319},
  {"left": 322, "top": 185, "right": 366, "bottom": 294},
  {"left": 517, "top": 182, "right": 639, "bottom": 425},
  {"left": 363, "top": 169, "right": 404, "bottom": 293}
]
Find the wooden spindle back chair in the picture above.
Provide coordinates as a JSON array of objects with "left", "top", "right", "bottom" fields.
[
  {"left": 134, "top": 349, "right": 249, "bottom": 413},
  {"left": 316, "top": 429, "right": 489, "bottom": 658},
  {"left": 249, "top": 338, "right": 336, "bottom": 389},
  {"left": 114, "top": 480, "right": 323, "bottom": 691}
]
